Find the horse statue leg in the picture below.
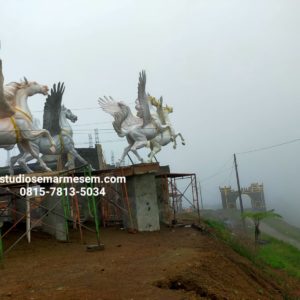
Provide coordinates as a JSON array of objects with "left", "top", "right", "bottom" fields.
[
  {"left": 64, "top": 153, "right": 75, "bottom": 170},
  {"left": 130, "top": 140, "right": 150, "bottom": 163},
  {"left": 17, "top": 124, "right": 55, "bottom": 172},
  {"left": 117, "top": 144, "right": 132, "bottom": 167},
  {"left": 131, "top": 140, "right": 148, "bottom": 152},
  {"left": 17, "top": 152, "right": 34, "bottom": 173},
  {"left": 172, "top": 134, "right": 178, "bottom": 149},
  {"left": 27, "top": 128, "right": 56, "bottom": 153},
  {"left": 67, "top": 147, "right": 93, "bottom": 169},
  {"left": 171, "top": 132, "right": 186, "bottom": 149},
  {"left": 18, "top": 141, "right": 52, "bottom": 173},
  {"left": 148, "top": 141, "right": 162, "bottom": 162},
  {"left": 9, "top": 153, "right": 23, "bottom": 175},
  {"left": 30, "top": 144, "right": 52, "bottom": 172},
  {"left": 131, "top": 149, "right": 144, "bottom": 164},
  {"left": 176, "top": 133, "right": 186, "bottom": 146},
  {"left": 16, "top": 142, "right": 35, "bottom": 173}
]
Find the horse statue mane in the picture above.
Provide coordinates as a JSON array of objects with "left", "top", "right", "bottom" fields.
[
  {"left": 43, "top": 82, "right": 65, "bottom": 136},
  {"left": 147, "top": 95, "right": 168, "bottom": 125}
]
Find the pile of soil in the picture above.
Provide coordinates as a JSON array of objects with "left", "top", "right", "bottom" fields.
[{"left": 0, "top": 226, "right": 298, "bottom": 299}]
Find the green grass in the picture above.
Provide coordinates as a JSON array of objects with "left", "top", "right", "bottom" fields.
[
  {"left": 204, "top": 218, "right": 300, "bottom": 279},
  {"left": 257, "top": 237, "right": 300, "bottom": 278},
  {"left": 203, "top": 219, "right": 255, "bottom": 261}
]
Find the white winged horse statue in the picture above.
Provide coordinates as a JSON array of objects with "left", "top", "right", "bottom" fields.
[
  {"left": 10, "top": 82, "right": 90, "bottom": 173},
  {"left": 98, "top": 71, "right": 167, "bottom": 166},
  {"left": 0, "top": 59, "right": 55, "bottom": 173}
]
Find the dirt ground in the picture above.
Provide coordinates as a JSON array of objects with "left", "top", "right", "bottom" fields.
[{"left": 0, "top": 225, "right": 299, "bottom": 300}]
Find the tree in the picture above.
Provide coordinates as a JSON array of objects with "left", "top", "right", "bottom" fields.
[{"left": 242, "top": 209, "right": 282, "bottom": 245}]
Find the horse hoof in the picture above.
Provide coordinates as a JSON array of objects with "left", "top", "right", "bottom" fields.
[{"left": 182, "top": 142, "right": 186, "bottom": 146}]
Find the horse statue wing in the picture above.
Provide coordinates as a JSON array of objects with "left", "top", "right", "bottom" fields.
[
  {"left": 98, "top": 96, "right": 142, "bottom": 137},
  {"left": 135, "top": 70, "right": 151, "bottom": 127},
  {"left": 98, "top": 96, "right": 124, "bottom": 117},
  {"left": 0, "top": 59, "right": 15, "bottom": 118},
  {"left": 43, "top": 82, "right": 65, "bottom": 136}
]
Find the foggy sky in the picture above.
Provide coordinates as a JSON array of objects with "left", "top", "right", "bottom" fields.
[{"left": 1, "top": 0, "right": 300, "bottom": 226}]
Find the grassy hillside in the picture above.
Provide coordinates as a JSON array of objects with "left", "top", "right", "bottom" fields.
[{"left": 204, "top": 217, "right": 300, "bottom": 280}]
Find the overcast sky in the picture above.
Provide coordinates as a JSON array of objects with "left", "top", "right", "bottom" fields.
[{"left": 1, "top": 0, "right": 300, "bottom": 226}]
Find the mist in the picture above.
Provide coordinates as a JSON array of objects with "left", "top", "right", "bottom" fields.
[{"left": 1, "top": 0, "right": 300, "bottom": 226}]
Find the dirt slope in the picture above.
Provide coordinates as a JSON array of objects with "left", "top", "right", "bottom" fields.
[{"left": 0, "top": 226, "right": 296, "bottom": 299}]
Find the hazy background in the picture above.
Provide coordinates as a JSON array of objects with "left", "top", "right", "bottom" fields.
[{"left": 1, "top": 0, "right": 300, "bottom": 226}]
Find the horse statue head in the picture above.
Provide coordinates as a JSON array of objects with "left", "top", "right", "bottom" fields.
[
  {"left": 21, "top": 77, "right": 49, "bottom": 96},
  {"left": 61, "top": 105, "right": 78, "bottom": 123},
  {"left": 1, "top": 78, "right": 49, "bottom": 118},
  {"left": 163, "top": 104, "right": 173, "bottom": 114},
  {"left": 6, "top": 77, "right": 49, "bottom": 98}
]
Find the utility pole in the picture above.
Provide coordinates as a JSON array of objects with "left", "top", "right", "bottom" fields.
[
  {"left": 234, "top": 153, "right": 244, "bottom": 215},
  {"left": 198, "top": 181, "right": 204, "bottom": 209}
]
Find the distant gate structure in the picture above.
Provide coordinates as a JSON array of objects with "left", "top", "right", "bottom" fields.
[{"left": 219, "top": 183, "right": 266, "bottom": 210}]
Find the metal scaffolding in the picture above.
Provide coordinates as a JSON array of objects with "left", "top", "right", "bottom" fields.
[
  {"left": 0, "top": 165, "right": 104, "bottom": 260},
  {"left": 0, "top": 163, "right": 159, "bottom": 261},
  {"left": 156, "top": 173, "right": 201, "bottom": 225}
]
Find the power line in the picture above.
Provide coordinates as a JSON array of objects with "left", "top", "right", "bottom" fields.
[
  {"left": 1, "top": 139, "right": 124, "bottom": 150},
  {"left": 226, "top": 161, "right": 235, "bottom": 186},
  {"left": 31, "top": 101, "right": 136, "bottom": 113},
  {"left": 200, "top": 156, "right": 233, "bottom": 182},
  {"left": 72, "top": 121, "right": 111, "bottom": 126},
  {"left": 76, "top": 139, "right": 124, "bottom": 145},
  {"left": 0, "top": 125, "right": 174, "bottom": 133},
  {"left": 236, "top": 138, "right": 300, "bottom": 155},
  {"left": 32, "top": 107, "right": 101, "bottom": 113},
  {"left": 204, "top": 137, "right": 300, "bottom": 185}
]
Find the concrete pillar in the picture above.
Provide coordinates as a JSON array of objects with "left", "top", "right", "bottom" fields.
[
  {"left": 96, "top": 144, "right": 106, "bottom": 170},
  {"left": 42, "top": 194, "right": 68, "bottom": 241},
  {"left": 124, "top": 173, "right": 160, "bottom": 231},
  {"left": 155, "top": 177, "right": 171, "bottom": 225}
]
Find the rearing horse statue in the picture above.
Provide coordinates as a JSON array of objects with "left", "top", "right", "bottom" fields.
[
  {"left": 0, "top": 59, "right": 55, "bottom": 172},
  {"left": 10, "top": 82, "right": 90, "bottom": 173}
]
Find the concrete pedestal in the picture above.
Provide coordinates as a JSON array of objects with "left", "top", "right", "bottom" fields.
[
  {"left": 42, "top": 194, "right": 68, "bottom": 241},
  {"left": 124, "top": 173, "right": 160, "bottom": 231}
]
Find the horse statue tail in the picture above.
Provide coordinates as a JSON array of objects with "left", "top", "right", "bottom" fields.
[{"left": 112, "top": 104, "right": 130, "bottom": 137}]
